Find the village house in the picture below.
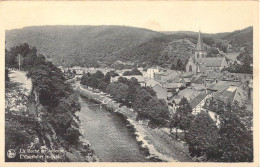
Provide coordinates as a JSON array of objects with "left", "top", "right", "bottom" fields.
[
  {"left": 145, "top": 78, "right": 162, "bottom": 87},
  {"left": 207, "top": 80, "right": 241, "bottom": 96},
  {"left": 203, "top": 85, "right": 251, "bottom": 124},
  {"left": 185, "top": 31, "right": 228, "bottom": 74},
  {"left": 144, "top": 67, "right": 160, "bottom": 78},
  {"left": 152, "top": 84, "right": 168, "bottom": 101},
  {"left": 154, "top": 70, "right": 181, "bottom": 82},
  {"left": 190, "top": 91, "right": 212, "bottom": 114}
]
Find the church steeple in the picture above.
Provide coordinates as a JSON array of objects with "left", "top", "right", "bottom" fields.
[{"left": 196, "top": 30, "right": 204, "bottom": 51}]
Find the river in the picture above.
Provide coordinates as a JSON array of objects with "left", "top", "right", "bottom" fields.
[{"left": 76, "top": 93, "right": 154, "bottom": 162}]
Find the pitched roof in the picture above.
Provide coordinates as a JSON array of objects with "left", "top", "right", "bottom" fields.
[
  {"left": 178, "top": 88, "right": 201, "bottom": 101},
  {"left": 190, "top": 92, "right": 208, "bottom": 109},
  {"left": 196, "top": 31, "right": 204, "bottom": 51},
  {"left": 145, "top": 79, "right": 161, "bottom": 87},
  {"left": 152, "top": 84, "right": 167, "bottom": 100},
  {"left": 162, "top": 70, "right": 180, "bottom": 76},
  {"left": 196, "top": 57, "right": 225, "bottom": 67},
  {"left": 193, "top": 84, "right": 206, "bottom": 91},
  {"left": 165, "top": 83, "right": 184, "bottom": 89},
  {"left": 213, "top": 86, "right": 248, "bottom": 104},
  {"left": 207, "top": 80, "right": 241, "bottom": 92}
]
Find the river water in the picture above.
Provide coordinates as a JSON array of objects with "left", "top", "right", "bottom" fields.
[{"left": 76, "top": 94, "right": 153, "bottom": 162}]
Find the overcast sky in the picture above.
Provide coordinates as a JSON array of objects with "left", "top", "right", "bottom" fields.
[{"left": 0, "top": 1, "right": 257, "bottom": 33}]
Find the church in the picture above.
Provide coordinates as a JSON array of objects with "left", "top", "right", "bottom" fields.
[{"left": 186, "top": 31, "right": 228, "bottom": 73}]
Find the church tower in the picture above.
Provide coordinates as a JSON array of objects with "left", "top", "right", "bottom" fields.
[
  {"left": 195, "top": 31, "right": 206, "bottom": 60},
  {"left": 185, "top": 30, "right": 207, "bottom": 73},
  {"left": 194, "top": 31, "right": 206, "bottom": 73}
]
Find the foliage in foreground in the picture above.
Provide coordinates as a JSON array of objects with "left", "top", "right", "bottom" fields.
[
  {"left": 186, "top": 100, "right": 253, "bottom": 162},
  {"left": 5, "top": 43, "right": 82, "bottom": 159}
]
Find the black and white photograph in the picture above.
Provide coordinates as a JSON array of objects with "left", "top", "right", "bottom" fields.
[{"left": 2, "top": 1, "right": 258, "bottom": 164}]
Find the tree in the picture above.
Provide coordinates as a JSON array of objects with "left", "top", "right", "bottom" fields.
[
  {"left": 123, "top": 68, "right": 142, "bottom": 76},
  {"left": 170, "top": 63, "right": 176, "bottom": 70},
  {"left": 144, "top": 98, "right": 170, "bottom": 128},
  {"left": 72, "top": 69, "right": 76, "bottom": 74},
  {"left": 217, "top": 102, "right": 253, "bottom": 162},
  {"left": 171, "top": 88, "right": 178, "bottom": 97},
  {"left": 186, "top": 111, "right": 219, "bottom": 160},
  {"left": 133, "top": 88, "right": 152, "bottom": 116},
  {"left": 80, "top": 73, "right": 90, "bottom": 86},
  {"left": 240, "top": 54, "right": 253, "bottom": 74},
  {"left": 106, "top": 82, "right": 128, "bottom": 103},
  {"left": 5, "top": 49, "right": 17, "bottom": 68},
  {"left": 143, "top": 87, "right": 157, "bottom": 97},
  {"left": 177, "top": 59, "right": 184, "bottom": 71},
  {"left": 207, "top": 47, "right": 219, "bottom": 57},
  {"left": 103, "top": 73, "right": 111, "bottom": 84},
  {"left": 131, "top": 68, "right": 142, "bottom": 75},
  {"left": 98, "top": 81, "right": 108, "bottom": 92},
  {"left": 122, "top": 71, "right": 132, "bottom": 76},
  {"left": 88, "top": 75, "right": 99, "bottom": 89},
  {"left": 108, "top": 71, "right": 119, "bottom": 77},
  {"left": 67, "top": 69, "right": 72, "bottom": 74},
  {"left": 5, "top": 68, "right": 9, "bottom": 82},
  {"left": 170, "top": 97, "right": 193, "bottom": 139},
  {"left": 117, "top": 77, "right": 129, "bottom": 85},
  {"left": 93, "top": 70, "right": 104, "bottom": 79}
]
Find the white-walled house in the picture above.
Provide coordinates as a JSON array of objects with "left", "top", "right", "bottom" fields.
[{"left": 144, "top": 68, "right": 159, "bottom": 78}]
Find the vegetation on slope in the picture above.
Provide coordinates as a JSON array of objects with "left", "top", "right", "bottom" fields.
[
  {"left": 5, "top": 43, "right": 95, "bottom": 162},
  {"left": 6, "top": 25, "right": 252, "bottom": 70}
]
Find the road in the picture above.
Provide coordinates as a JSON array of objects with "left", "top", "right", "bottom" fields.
[{"left": 8, "top": 70, "right": 32, "bottom": 95}]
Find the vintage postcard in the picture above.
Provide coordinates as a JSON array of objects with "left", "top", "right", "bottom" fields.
[{"left": 0, "top": 1, "right": 259, "bottom": 167}]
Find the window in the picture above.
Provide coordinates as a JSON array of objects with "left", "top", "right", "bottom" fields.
[
  {"left": 189, "top": 65, "right": 192, "bottom": 72},
  {"left": 197, "top": 53, "right": 199, "bottom": 58}
]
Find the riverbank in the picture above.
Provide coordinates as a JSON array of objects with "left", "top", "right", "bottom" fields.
[{"left": 77, "top": 84, "right": 193, "bottom": 162}]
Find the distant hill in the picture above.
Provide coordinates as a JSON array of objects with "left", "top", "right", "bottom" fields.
[
  {"left": 215, "top": 26, "right": 253, "bottom": 47},
  {"left": 6, "top": 25, "right": 163, "bottom": 67},
  {"left": 6, "top": 25, "right": 253, "bottom": 68}
]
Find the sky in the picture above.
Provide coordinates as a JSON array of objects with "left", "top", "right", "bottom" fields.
[{"left": 0, "top": 1, "right": 258, "bottom": 33}]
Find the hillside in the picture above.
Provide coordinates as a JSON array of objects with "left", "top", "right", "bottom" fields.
[
  {"left": 6, "top": 25, "right": 163, "bottom": 67},
  {"left": 216, "top": 26, "right": 253, "bottom": 47},
  {"left": 6, "top": 25, "right": 253, "bottom": 68}
]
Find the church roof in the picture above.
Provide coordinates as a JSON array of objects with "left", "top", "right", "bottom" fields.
[
  {"left": 196, "top": 31, "right": 204, "bottom": 51},
  {"left": 196, "top": 57, "right": 225, "bottom": 67}
]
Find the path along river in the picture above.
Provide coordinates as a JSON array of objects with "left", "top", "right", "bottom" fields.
[{"left": 75, "top": 91, "right": 155, "bottom": 162}]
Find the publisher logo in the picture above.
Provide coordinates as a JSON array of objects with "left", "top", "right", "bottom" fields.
[{"left": 7, "top": 149, "right": 16, "bottom": 159}]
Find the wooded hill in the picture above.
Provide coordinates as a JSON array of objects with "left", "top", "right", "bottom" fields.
[{"left": 6, "top": 25, "right": 253, "bottom": 68}]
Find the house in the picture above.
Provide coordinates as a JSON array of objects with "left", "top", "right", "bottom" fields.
[
  {"left": 145, "top": 79, "right": 161, "bottom": 87},
  {"left": 190, "top": 92, "right": 212, "bottom": 114},
  {"left": 70, "top": 66, "right": 84, "bottom": 75},
  {"left": 144, "top": 67, "right": 160, "bottom": 78},
  {"left": 186, "top": 31, "right": 228, "bottom": 74},
  {"left": 205, "top": 86, "right": 251, "bottom": 113},
  {"left": 154, "top": 70, "right": 181, "bottom": 82},
  {"left": 164, "top": 83, "right": 185, "bottom": 92},
  {"left": 152, "top": 84, "right": 167, "bottom": 101},
  {"left": 169, "top": 95, "right": 182, "bottom": 106},
  {"left": 170, "top": 88, "right": 201, "bottom": 105},
  {"left": 211, "top": 86, "right": 249, "bottom": 106},
  {"left": 222, "top": 72, "right": 253, "bottom": 83},
  {"left": 203, "top": 85, "right": 251, "bottom": 124},
  {"left": 178, "top": 88, "right": 201, "bottom": 102},
  {"left": 207, "top": 80, "right": 241, "bottom": 95}
]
